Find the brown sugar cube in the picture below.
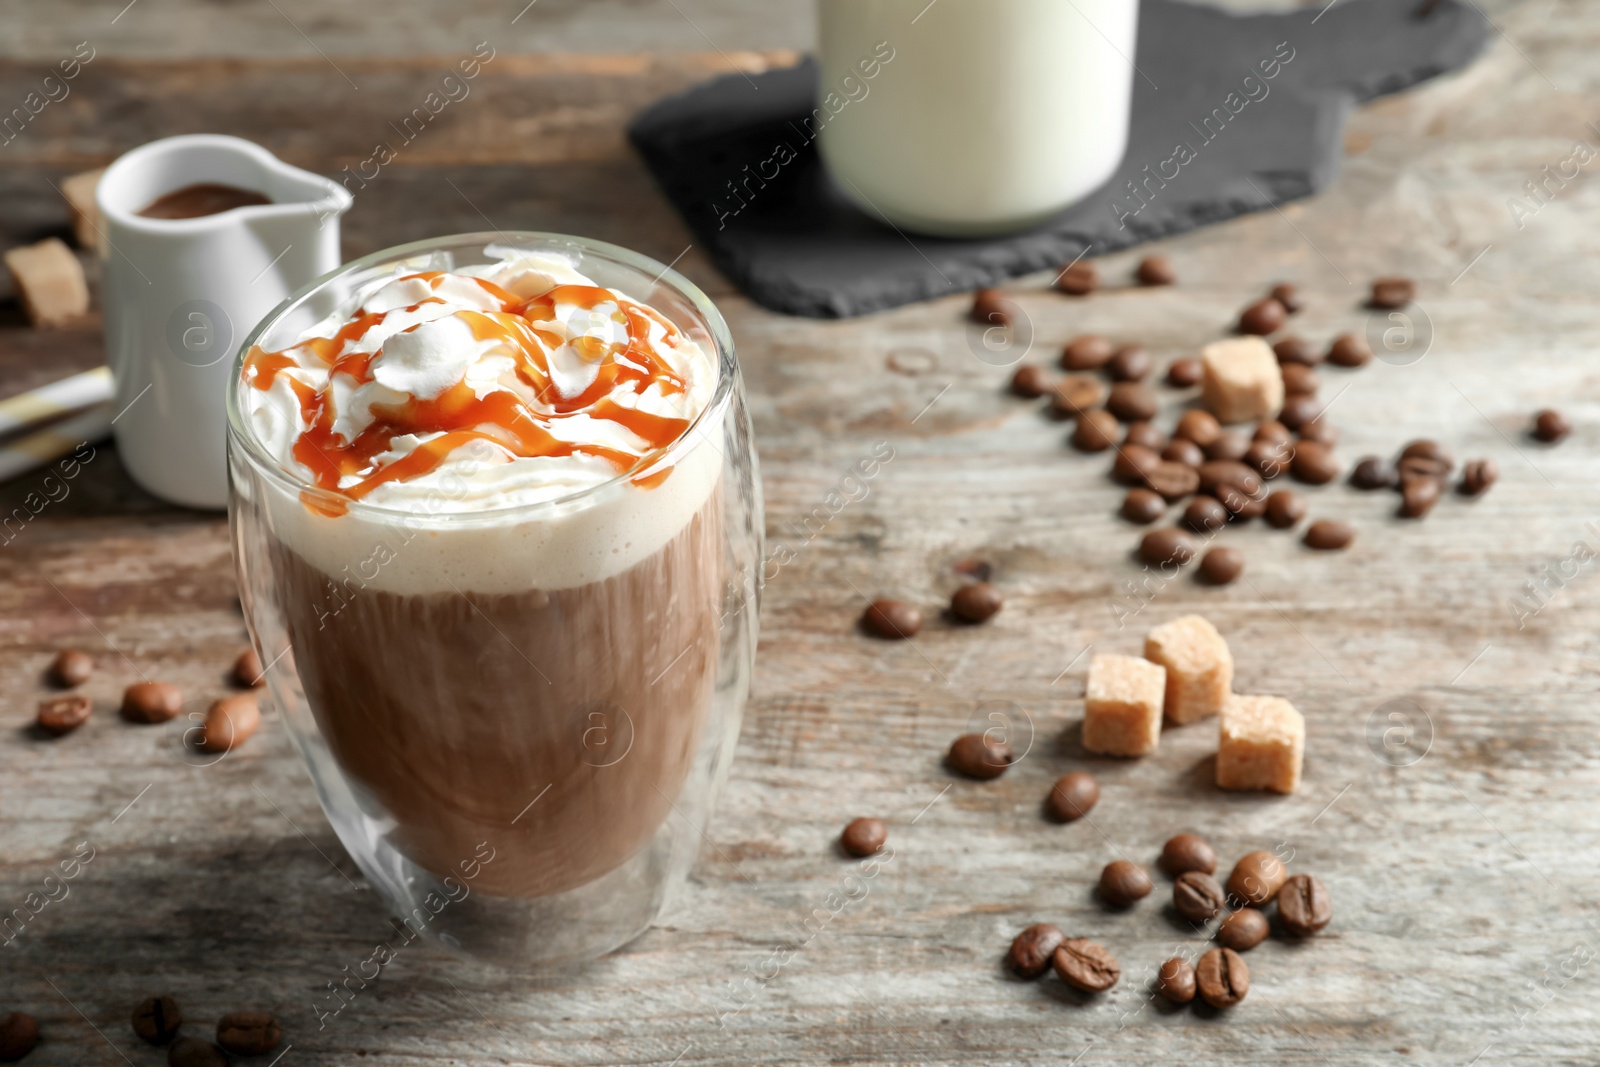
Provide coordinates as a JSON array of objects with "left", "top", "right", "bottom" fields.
[
  {"left": 1200, "top": 337, "right": 1285, "bottom": 424},
  {"left": 62, "top": 168, "right": 106, "bottom": 249},
  {"left": 1084, "top": 653, "right": 1166, "bottom": 757},
  {"left": 1217, "top": 694, "right": 1304, "bottom": 794},
  {"left": 4, "top": 238, "right": 89, "bottom": 327},
  {"left": 1145, "top": 614, "right": 1233, "bottom": 725}
]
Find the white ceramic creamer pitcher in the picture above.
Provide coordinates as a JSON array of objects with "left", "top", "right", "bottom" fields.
[{"left": 97, "top": 134, "right": 351, "bottom": 509}]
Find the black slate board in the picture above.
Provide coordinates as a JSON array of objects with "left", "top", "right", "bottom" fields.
[{"left": 629, "top": 0, "right": 1488, "bottom": 318}]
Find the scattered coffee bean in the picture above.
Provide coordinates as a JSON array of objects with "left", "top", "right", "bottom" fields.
[
  {"left": 1108, "top": 345, "right": 1153, "bottom": 383},
  {"left": 1224, "top": 489, "right": 1267, "bottom": 522},
  {"left": 1175, "top": 410, "right": 1223, "bottom": 448},
  {"left": 1140, "top": 528, "right": 1197, "bottom": 567},
  {"left": 1265, "top": 490, "right": 1306, "bottom": 529},
  {"left": 1057, "top": 260, "right": 1099, "bottom": 296},
  {"left": 840, "top": 817, "right": 887, "bottom": 857},
  {"left": 1062, "top": 334, "right": 1115, "bottom": 371},
  {"left": 1399, "top": 474, "right": 1441, "bottom": 518},
  {"left": 1269, "top": 282, "right": 1303, "bottom": 313},
  {"left": 1304, "top": 519, "right": 1355, "bottom": 550},
  {"left": 1297, "top": 417, "right": 1339, "bottom": 446},
  {"left": 1272, "top": 335, "right": 1316, "bottom": 365},
  {"left": 950, "top": 582, "right": 1003, "bottom": 623},
  {"left": 1173, "top": 871, "right": 1227, "bottom": 923},
  {"left": 1227, "top": 850, "right": 1288, "bottom": 906},
  {"left": 1107, "top": 382, "right": 1159, "bottom": 423},
  {"left": 1281, "top": 362, "right": 1319, "bottom": 396},
  {"left": 1291, "top": 441, "right": 1341, "bottom": 485},
  {"left": 121, "top": 681, "right": 183, "bottom": 724},
  {"left": 1395, "top": 456, "right": 1449, "bottom": 489},
  {"left": 1008, "top": 923, "right": 1066, "bottom": 978},
  {"left": 233, "top": 647, "right": 266, "bottom": 688},
  {"left": 0, "top": 1012, "right": 38, "bottom": 1062},
  {"left": 1123, "top": 421, "right": 1167, "bottom": 451},
  {"left": 1533, "top": 408, "right": 1570, "bottom": 443},
  {"left": 1350, "top": 456, "right": 1396, "bottom": 489},
  {"left": 1121, "top": 488, "right": 1167, "bottom": 525},
  {"left": 1197, "top": 460, "right": 1262, "bottom": 499},
  {"left": 948, "top": 733, "right": 1014, "bottom": 780},
  {"left": 1098, "top": 860, "right": 1153, "bottom": 908},
  {"left": 1183, "top": 496, "right": 1229, "bottom": 534},
  {"left": 1073, "top": 409, "right": 1122, "bottom": 452},
  {"left": 1217, "top": 907, "right": 1270, "bottom": 951},
  {"left": 1053, "top": 939, "right": 1121, "bottom": 993},
  {"left": 1144, "top": 462, "right": 1201, "bottom": 502},
  {"left": 1277, "top": 873, "right": 1333, "bottom": 936},
  {"left": 49, "top": 648, "right": 93, "bottom": 688},
  {"left": 1161, "top": 834, "right": 1217, "bottom": 876},
  {"left": 201, "top": 695, "right": 261, "bottom": 753},
  {"left": 1051, "top": 375, "right": 1106, "bottom": 417},
  {"left": 862, "top": 599, "right": 922, "bottom": 639},
  {"left": 1459, "top": 458, "right": 1498, "bottom": 496},
  {"left": 1166, "top": 358, "right": 1203, "bottom": 388},
  {"left": 37, "top": 694, "right": 92, "bottom": 737},
  {"left": 1113, "top": 444, "right": 1163, "bottom": 485},
  {"left": 216, "top": 1012, "right": 282, "bottom": 1057},
  {"left": 1370, "top": 276, "right": 1415, "bottom": 308},
  {"left": 1326, "top": 332, "right": 1372, "bottom": 367},
  {"left": 953, "top": 558, "right": 993, "bottom": 582},
  {"left": 1243, "top": 439, "right": 1290, "bottom": 480},
  {"left": 1161, "top": 438, "right": 1205, "bottom": 467},
  {"left": 169, "top": 1037, "right": 228, "bottom": 1067},
  {"left": 971, "top": 288, "right": 1012, "bottom": 327},
  {"left": 1048, "top": 772, "right": 1100, "bottom": 821},
  {"left": 1203, "top": 429, "right": 1251, "bottom": 463},
  {"left": 1137, "top": 254, "right": 1176, "bottom": 286},
  {"left": 1399, "top": 439, "right": 1452, "bottom": 470},
  {"left": 132, "top": 995, "right": 183, "bottom": 1045},
  {"left": 1276, "top": 394, "right": 1322, "bottom": 432},
  {"left": 1010, "top": 365, "right": 1051, "bottom": 398},
  {"left": 1156, "top": 958, "right": 1197, "bottom": 1004},
  {"left": 1254, "top": 420, "right": 1292, "bottom": 446},
  {"left": 1199, "top": 547, "right": 1244, "bottom": 586},
  {"left": 1238, "top": 297, "right": 1286, "bottom": 336},
  {"left": 1196, "top": 947, "right": 1249, "bottom": 1008}
]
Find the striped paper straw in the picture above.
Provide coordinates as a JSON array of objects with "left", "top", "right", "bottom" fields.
[
  {"left": 0, "top": 366, "right": 113, "bottom": 439},
  {"left": 0, "top": 402, "right": 113, "bottom": 484}
]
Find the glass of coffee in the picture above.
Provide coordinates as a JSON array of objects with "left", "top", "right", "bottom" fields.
[{"left": 226, "top": 232, "right": 762, "bottom": 967}]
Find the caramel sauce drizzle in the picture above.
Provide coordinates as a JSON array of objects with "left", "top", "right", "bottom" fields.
[{"left": 243, "top": 273, "right": 696, "bottom": 515}]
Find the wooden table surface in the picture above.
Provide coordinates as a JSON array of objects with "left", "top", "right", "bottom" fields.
[{"left": 3, "top": 7, "right": 1599, "bottom": 1064}]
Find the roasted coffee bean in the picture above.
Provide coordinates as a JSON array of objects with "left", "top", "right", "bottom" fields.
[
  {"left": 950, "top": 582, "right": 1003, "bottom": 623},
  {"left": 1072, "top": 409, "right": 1121, "bottom": 452},
  {"left": 1304, "top": 519, "right": 1355, "bottom": 550},
  {"left": 953, "top": 559, "right": 993, "bottom": 582},
  {"left": 1156, "top": 958, "right": 1197, "bottom": 1004},
  {"left": 1225, "top": 490, "right": 1267, "bottom": 523},
  {"left": 1137, "top": 254, "right": 1176, "bottom": 286},
  {"left": 1298, "top": 417, "right": 1339, "bottom": 446},
  {"left": 1057, "top": 260, "right": 1099, "bottom": 295},
  {"left": 1113, "top": 444, "right": 1163, "bottom": 485},
  {"left": 1161, "top": 438, "right": 1205, "bottom": 467},
  {"left": 1062, "top": 334, "right": 1115, "bottom": 371},
  {"left": 1243, "top": 439, "right": 1290, "bottom": 480},
  {"left": 1217, "top": 907, "right": 1270, "bottom": 951},
  {"left": 1174, "top": 409, "right": 1221, "bottom": 447},
  {"left": 1199, "top": 547, "right": 1244, "bottom": 586},
  {"left": 1350, "top": 456, "right": 1396, "bottom": 489},
  {"left": 1459, "top": 458, "right": 1498, "bottom": 496},
  {"left": 1253, "top": 419, "right": 1292, "bottom": 446},
  {"left": 1107, "top": 344, "right": 1153, "bottom": 383},
  {"left": 1399, "top": 474, "right": 1441, "bottom": 518},
  {"left": 121, "top": 681, "right": 183, "bottom": 724},
  {"left": 49, "top": 648, "right": 93, "bottom": 687},
  {"left": 1203, "top": 429, "right": 1251, "bottom": 463},
  {"left": 1173, "top": 870, "right": 1227, "bottom": 922},
  {"left": 1196, "top": 947, "right": 1249, "bottom": 1008},
  {"left": 1123, "top": 421, "right": 1167, "bottom": 451},
  {"left": 1272, "top": 335, "right": 1316, "bottom": 366},
  {"left": 37, "top": 694, "right": 92, "bottom": 737},
  {"left": 1048, "top": 772, "right": 1100, "bottom": 821},
  {"left": 1399, "top": 439, "right": 1453, "bottom": 470},
  {"left": 1265, "top": 490, "right": 1306, "bottom": 529},
  {"left": 1276, "top": 394, "right": 1322, "bottom": 432},
  {"left": 1370, "top": 276, "right": 1415, "bottom": 308},
  {"left": 1107, "top": 382, "right": 1159, "bottom": 423},
  {"left": 169, "top": 1037, "right": 228, "bottom": 1067},
  {"left": 1121, "top": 488, "right": 1166, "bottom": 525},
  {"left": 1238, "top": 297, "right": 1286, "bottom": 336},
  {"left": 971, "top": 288, "right": 1013, "bottom": 327},
  {"left": 132, "top": 995, "right": 183, "bottom": 1045},
  {"left": 840, "top": 817, "right": 887, "bottom": 857},
  {"left": 1098, "top": 860, "right": 1153, "bottom": 908},
  {"left": 233, "top": 647, "right": 266, "bottom": 688},
  {"left": 1051, "top": 375, "right": 1106, "bottom": 417},
  {"left": 1326, "top": 332, "right": 1372, "bottom": 367},
  {"left": 1161, "top": 833, "right": 1217, "bottom": 876},
  {"left": 1396, "top": 456, "right": 1449, "bottom": 488},
  {"left": 1053, "top": 939, "right": 1121, "bottom": 993},
  {"left": 862, "top": 599, "right": 922, "bottom": 639},
  {"left": 1166, "top": 358, "right": 1203, "bottom": 388},
  {"left": 1008, "top": 923, "right": 1066, "bottom": 978},
  {"left": 1227, "top": 850, "right": 1288, "bottom": 906},
  {"left": 1278, "top": 873, "right": 1333, "bottom": 936},
  {"left": 1269, "top": 282, "right": 1303, "bottom": 313},
  {"left": 1144, "top": 462, "right": 1201, "bottom": 502},
  {"left": 1197, "top": 460, "right": 1262, "bottom": 499},
  {"left": 1281, "top": 362, "right": 1319, "bottom": 396},
  {"left": 1533, "top": 408, "right": 1571, "bottom": 442},
  {"left": 0, "top": 1012, "right": 38, "bottom": 1062},
  {"left": 1183, "top": 496, "right": 1229, "bottom": 534},
  {"left": 1291, "top": 441, "right": 1341, "bottom": 485},
  {"left": 201, "top": 695, "right": 260, "bottom": 753},
  {"left": 1140, "top": 528, "right": 1197, "bottom": 567},
  {"left": 948, "top": 733, "right": 1014, "bottom": 780},
  {"left": 216, "top": 1012, "right": 282, "bottom": 1057},
  {"left": 1010, "top": 365, "right": 1051, "bottom": 398}
]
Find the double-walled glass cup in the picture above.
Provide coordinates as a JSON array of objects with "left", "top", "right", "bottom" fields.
[{"left": 226, "top": 233, "right": 762, "bottom": 967}]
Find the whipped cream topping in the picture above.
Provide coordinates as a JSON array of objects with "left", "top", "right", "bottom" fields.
[{"left": 241, "top": 249, "right": 717, "bottom": 516}]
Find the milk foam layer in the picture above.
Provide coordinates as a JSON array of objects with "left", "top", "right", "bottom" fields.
[{"left": 238, "top": 248, "right": 722, "bottom": 594}]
